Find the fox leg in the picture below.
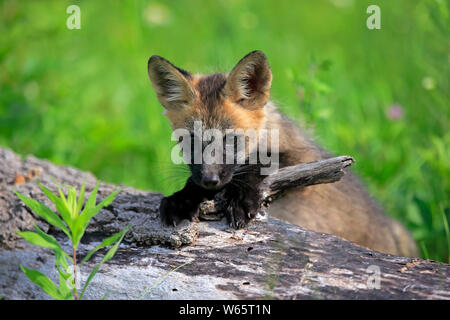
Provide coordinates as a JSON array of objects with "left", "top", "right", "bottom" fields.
[
  {"left": 223, "top": 170, "right": 264, "bottom": 229},
  {"left": 159, "top": 177, "right": 216, "bottom": 226}
]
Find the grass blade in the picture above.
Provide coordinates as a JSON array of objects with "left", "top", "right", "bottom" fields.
[{"left": 138, "top": 259, "right": 193, "bottom": 300}]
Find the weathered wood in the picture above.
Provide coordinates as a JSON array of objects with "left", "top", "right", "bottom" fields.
[
  {"left": 260, "top": 156, "right": 354, "bottom": 197},
  {"left": 0, "top": 147, "right": 449, "bottom": 300}
]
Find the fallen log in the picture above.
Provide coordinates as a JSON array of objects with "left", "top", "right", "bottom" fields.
[{"left": 0, "top": 147, "right": 448, "bottom": 300}]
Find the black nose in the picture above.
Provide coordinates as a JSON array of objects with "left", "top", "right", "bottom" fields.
[{"left": 201, "top": 175, "right": 220, "bottom": 188}]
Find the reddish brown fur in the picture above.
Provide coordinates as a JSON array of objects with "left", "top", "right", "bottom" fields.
[
  {"left": 164, "top": 73, "right": 267, "bottom": 132},
  {"left": 148, "top": 52, "right": 419, "bottom": 257}
]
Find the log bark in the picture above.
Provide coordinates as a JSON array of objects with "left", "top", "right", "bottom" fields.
[
  {"left": 0, "top": 147, "right": 449, "bottom": 300},
  {"left": 259, "top": 156, "right": 354, "bottom": 196}
]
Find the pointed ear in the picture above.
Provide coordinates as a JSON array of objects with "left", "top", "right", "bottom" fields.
[
  {"left": 224, "top": 50, "right": 272, "bottom": 109},
  {"left": 147, "top": 56, "right": 196, "bottom": 110}
]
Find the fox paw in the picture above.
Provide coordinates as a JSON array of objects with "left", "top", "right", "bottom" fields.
[
  {"left": 224, "top": 186, "right": 260, "bottom": 229},
  {"left": 159, "top": 194, "right": 200, "bottom": 227}
]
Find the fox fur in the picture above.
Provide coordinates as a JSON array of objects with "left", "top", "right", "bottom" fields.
[{"left": 147, "top": 50, "right": 418, "bottom": 257}]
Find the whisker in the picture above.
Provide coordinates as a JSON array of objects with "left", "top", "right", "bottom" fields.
[{"left": 232, "top": 178, "right": 257, "bottom": 191}]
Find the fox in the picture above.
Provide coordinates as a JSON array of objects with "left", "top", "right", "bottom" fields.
[{"left": 147, "top": 50, "right": 418, "bottom": 257}]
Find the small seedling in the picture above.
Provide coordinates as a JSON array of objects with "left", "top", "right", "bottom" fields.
[{"left": 15, "top": 181, "right": 130, "bottom": 300}]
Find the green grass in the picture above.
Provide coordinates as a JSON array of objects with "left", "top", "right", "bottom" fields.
[{"left": 0, "top": 0, "right": 448, "bottom": 262}]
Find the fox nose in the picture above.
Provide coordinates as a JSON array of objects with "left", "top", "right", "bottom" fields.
[{"left": 201, "top": 174, "right": 220, "bottom": 188}]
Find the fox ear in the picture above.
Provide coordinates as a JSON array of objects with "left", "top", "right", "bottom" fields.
[
  {"left": 225, "top": 50, "right": 272, "bottom": 109},
  {"left": 147, "top": 56, "right": 196, "bottom": 110}
]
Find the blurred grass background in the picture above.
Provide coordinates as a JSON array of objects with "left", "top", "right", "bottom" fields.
[{"left": 0, "top": 0, "right": 448, "bottom": 262}]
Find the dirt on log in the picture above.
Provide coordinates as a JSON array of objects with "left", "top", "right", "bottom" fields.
[{"left": 0, "top": 147, "right": 449, "bottom": 300}]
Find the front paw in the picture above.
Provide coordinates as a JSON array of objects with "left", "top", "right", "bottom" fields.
[
  {"left": 224, "top": 187, "right": 260, "bottom": 229},
  {"left": 159, "top": 195, "right": 200, "bottom": 227}
]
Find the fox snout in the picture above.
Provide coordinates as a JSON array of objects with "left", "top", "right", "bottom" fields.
[
  {"left": 201, "top": 173, "right": 220, "bottom": 189},
  {"left": 189, "top": 163, "right": 235, "bottom": 190}
]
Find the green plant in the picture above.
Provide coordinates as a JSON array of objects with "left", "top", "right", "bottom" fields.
[{"left": 15, "top": 181, "right": 130, "bottom": 300}]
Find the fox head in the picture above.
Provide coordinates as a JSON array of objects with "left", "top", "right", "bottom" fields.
[{"left": 147, "top": 50, "right": 273, "bottom": 190}]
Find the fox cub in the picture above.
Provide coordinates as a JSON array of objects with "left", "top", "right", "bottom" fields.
[{"left": 147, "top": 50, "right": 418, "bottom": 257}]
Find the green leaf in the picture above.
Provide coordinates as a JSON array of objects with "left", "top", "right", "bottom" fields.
[
  {"left": 17, "top": 226, "right": 70, "bottom": 270},
  {"left": 56, "top": 263, "right": 71, "bottom": 280},
  {"left": 76, "top": 182, "right": 86, "bottom": 214},
  {"left": 14, "top": 190, "right": 71, "bottom": 239},
  {"left": 17, "top": 231, "right": 55, "bottom": 250},
  {"left": 57, "top": 185, "right": 72, "bottom": 222},
  {"left": 70, "top": 183, "right": 100, "bottom": 247},
  {"left": 38, "top": 182, "right": 73, "bottom": 230},
  {"left": 67, "top": 187, "right": 78, "bottom": 218},
  {"left": 31, "top": 225, "right": 64, "bottom": 252},
  {"left": 20, "top": 265, "right": 64, "bottom": 300},
  {"left": 79, "top": 225, "right": 130, "bottom": 300},
  {"left": 81, "top": 225, "right": 131, "bottom": 266},
  {"left": 33, "top": 224, "right": 70, "bottom": 270},
  {"left": 37, "top": 181, "right": 59, "bottom": 203},
  {"left": 17, "top": 229, "right": 61, "bottom": 259},
  {"left": 72, "top": 188, "right": 120, "bottom": 248},
  {"left": 57, "top": 268, "right": 74, "bottom": 300},
  {"left": 84, "top": 183, "right": 99, "bottom": 212},
  {"left": 82, "top": 189, "right": 120, "bottom": 224},
  {"left": 97, "top": 189, "right": 120, "bottom": 208}
]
